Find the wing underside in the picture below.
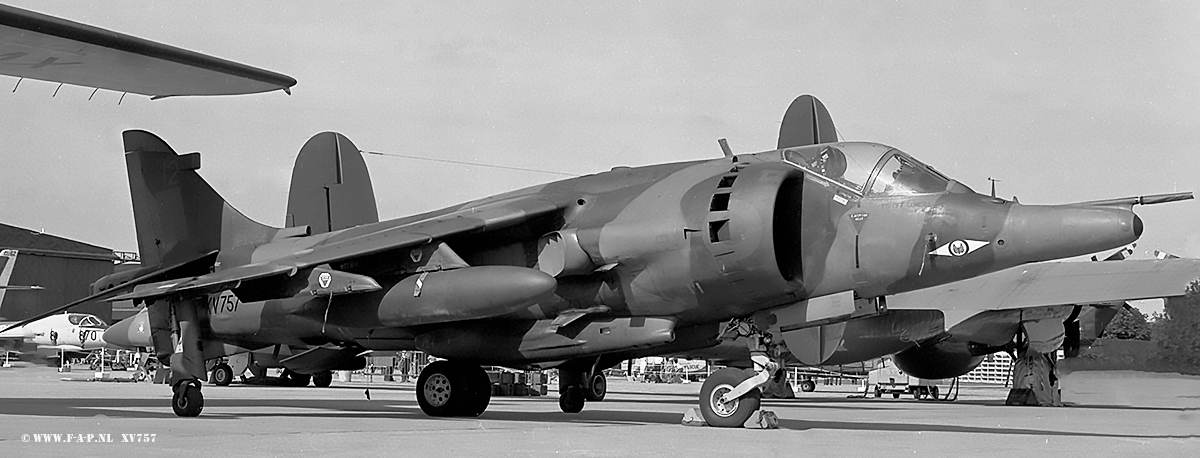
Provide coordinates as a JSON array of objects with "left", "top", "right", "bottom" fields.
[
  {"left": 887, "top": 258, "right": 1200, "bottom": 312},
  {"left": 0, "top": 4, "right": 296, "bottom": 97}
]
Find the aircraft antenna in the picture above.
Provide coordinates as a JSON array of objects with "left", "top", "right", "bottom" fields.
[
  {"left": 361, "top": 150, "right": 578, "bottom": 177},
  {"left": 11, "top": 77, "right": 21, "bottom": 93},
  {"left": 717, "top": 138, "right": 733, "bottom": 157},
  {"left": 987, "top": 177, "right": 1001, "bottom": 198}
]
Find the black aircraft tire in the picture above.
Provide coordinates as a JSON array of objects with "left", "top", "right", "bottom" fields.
[
  {"left": 172, "top": 382, "right": 203, "bottom": 417},
  {"left": 800, "top": 380, "right": 816, "bottom": 392},
  {"left": 212, "top": 364, "right": 233, "bottom": 387},
  {"left": 930, "top": 386, "right": 939, "bottom": 400},
  {"left": 559, "top": 385, "right": 585, "bottom": 413},
  {"left": 465, "top": 364, "right": 492, "bottom": 417},
  {"left": 698, "top": 368, "right": 761, "bottom": 428},
  {"left": 281, "top": 369, "right": 312, "bottom": 387},
  {"left": 584, "top": 372, "right": 607, "bottom": 402},
  {"left": 893, "top": 392, "right": 901, "bottom": 399},
  {"left": 312, "top": 370, "right": 333, "bottom": 388},
  {"left": 417, "top": 361, "right": 480, "bottom": 417}
]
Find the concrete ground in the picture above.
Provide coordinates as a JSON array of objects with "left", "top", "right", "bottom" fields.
[{"left": 0, "top": 364, "right": 1196, "bottom": 457}]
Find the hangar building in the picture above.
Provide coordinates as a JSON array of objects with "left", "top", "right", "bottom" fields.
[{"left": 0, "top": 223, "right": 116, "bottom": 323}]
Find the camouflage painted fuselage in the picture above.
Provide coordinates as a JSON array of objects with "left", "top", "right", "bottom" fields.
[{"left": 107, "top": 139, "right": 1141, "bottom": 369}]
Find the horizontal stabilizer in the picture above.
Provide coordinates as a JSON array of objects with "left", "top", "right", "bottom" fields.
[{"left": 107, "top": 263, "right": 298, "bottom": 302}]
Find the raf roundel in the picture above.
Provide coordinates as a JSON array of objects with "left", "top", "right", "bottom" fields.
[
  {"left": 318, "top": 272, "right": 332, "bottom": 289},
  {"left": 929, "top": 239, "right": 990, "bottom": 257},
  {"left": 949, "top": 240, "right": 968, "bottom": 257}
]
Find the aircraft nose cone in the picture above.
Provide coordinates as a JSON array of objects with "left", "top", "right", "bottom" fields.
[{"left": 996, "top": 204, "right": 1141, "bottom": 264}]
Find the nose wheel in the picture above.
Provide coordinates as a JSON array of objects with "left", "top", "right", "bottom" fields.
[{"left": 698, "top": 368, "right": 760, "bottom": 427}]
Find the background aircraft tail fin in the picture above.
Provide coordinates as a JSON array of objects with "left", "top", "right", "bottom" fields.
[
  {"left": 0, "top": 248, "right": 16, "bottom": 315},
  {"left": 285, "top": 132, "right": 379, "bottom": 234},
  {"left": 124, "top": 130, "right": 277, "bottom": 267},
  {"left": 778, "top": 95, "right": 838, "bottom": 149}
]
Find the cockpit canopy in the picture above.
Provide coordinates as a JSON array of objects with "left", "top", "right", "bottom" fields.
[
  {"left": 68, "top": 313, "right": 108, "bottom": 328},
  {"left": 780, "top": 142, "right": 964, "bottom": 196}
]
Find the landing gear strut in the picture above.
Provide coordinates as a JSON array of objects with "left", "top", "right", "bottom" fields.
[
  {"left": 416, "top": 361, "right": 491, "bottom": 417},
  {"left": 157, "top": 297, "right": 208, "bottom": 418}
]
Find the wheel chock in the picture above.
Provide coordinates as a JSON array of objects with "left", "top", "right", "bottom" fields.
[
  {"left": 680, "top": 407, "right": 707, "bottom": 426},
  {"left": 742, "top": 410, "right": 778, "bottom": 429}
]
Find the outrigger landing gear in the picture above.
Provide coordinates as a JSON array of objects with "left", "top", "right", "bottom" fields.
[
  {"left": 416, "top": 361, "right": 491, "bottom": 417},
  {"left": 172, "top": 380, "right": 203, "bottom": 417},
  {"left": 153, "top": 297, "right": 209, "bottom": 417},
  {"left": 697, "top": 319, "right": 779, "bottom": 427}
]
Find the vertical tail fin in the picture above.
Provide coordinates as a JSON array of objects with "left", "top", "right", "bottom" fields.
[
  {"left": 778, "top": 95, "right": 838, "bottom": 149},
  {"left": 0, "top": 249, "right": 17, "bottom": 314},
  {"left": 285, "top": 132, "right": 379, "bottom": 234},
  {"left": 124, "top": 130, "right": 277, "bottom": 267}
]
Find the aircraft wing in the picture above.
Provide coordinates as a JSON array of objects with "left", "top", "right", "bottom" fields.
[
  {"left": 107, "top": 195, "right": 571, "bottom": 302},
  {"left": 0, "top": 251, "right": 218, "bottom": 333},
  {"left": 887, "top": 258, "right": 1200, "bottom": 318},
  {"left": 0, "top": 4, "right": 296, "bottom": 98}
]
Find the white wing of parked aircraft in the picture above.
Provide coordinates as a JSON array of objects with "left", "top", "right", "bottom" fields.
[
  {"left": 886, "top": 258, "right": 1200, "bottom": 329},
  {"left": 0, "top": 4, "right": 296, "bottom": 98}
]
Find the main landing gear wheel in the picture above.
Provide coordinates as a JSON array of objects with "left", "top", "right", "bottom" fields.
[
  {"left": 416, "top": 361, "right": 491, "bottom": 417},
  {"left": 172, "top": 380, "right": 203, "bottom": 417},
  {"left": 584, "top": 372, "right": 607, "bottom": 402},
  {"left": 559, "top": 385, "right": 585, "bottom": 413},
  {"left": 800, "top": 380, "right": 816, "bottom": 392},
  {"left": 281, "top": 369, "right": 311, "bottom": 387},
  {"left": 312, "top": 370, "right": 333, "bottom": 388},
  {"left": 699, "top": 368, "right": 761, "bottom": 428},
  {"left": 211, "top": 364, "right": 233, "bottom": 387}
]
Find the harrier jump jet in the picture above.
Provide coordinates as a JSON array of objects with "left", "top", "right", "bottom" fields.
[{"left": 15, "top": 91, "right": 1196, "bottom": 427}]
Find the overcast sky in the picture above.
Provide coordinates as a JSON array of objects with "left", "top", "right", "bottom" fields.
[{"left": 3, "top": 2, "right": 1199, "bottom": 284}]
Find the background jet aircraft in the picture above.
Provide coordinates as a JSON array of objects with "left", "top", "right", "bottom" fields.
[
  {"left": 1, "top": 249, "right": 112, "bottom": 361},
  {"left": 16, "top": 89, "right": 1195, "bottom": 429},
  {"left": 0, "top": 3, "right": 295, "bottom": 98}
]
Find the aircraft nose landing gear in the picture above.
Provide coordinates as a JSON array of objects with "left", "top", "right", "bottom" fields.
[
  {"left": 699, "top": 368, "right": 761, "bottom": 427},
  {"left": 696, "top": 319, "right": 778, "bottom": 427}
]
